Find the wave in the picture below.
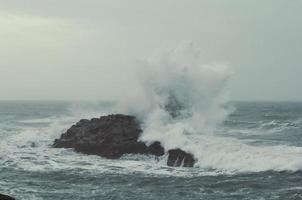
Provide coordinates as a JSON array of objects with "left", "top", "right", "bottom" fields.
[
  {"left": 19, "top": 117, "right": 58, "bottom": 124},
  {"left": 111, "top": 43, "right": 302, "bottom": 173}
]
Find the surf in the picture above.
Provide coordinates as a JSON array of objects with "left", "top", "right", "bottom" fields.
[{"left": 110, "top": 43, "right": 302, "bottom": 173}]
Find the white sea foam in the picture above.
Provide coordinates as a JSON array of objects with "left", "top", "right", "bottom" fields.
[{"left": 19, "top": 118, "right": 57, "bottom": 124}]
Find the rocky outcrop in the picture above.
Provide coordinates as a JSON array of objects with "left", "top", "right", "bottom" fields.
[
  {"left": 167, "top": 149, "right": 195, "bottom": 167},
  {"left": 53, "top": 114, "right": 195, "bottom": 167},
  {"left": 0, "top": 193, "right": 15, "bottom": 200},
  {"left": 53, "top": 114, "right": 164, "bottom": 159}
]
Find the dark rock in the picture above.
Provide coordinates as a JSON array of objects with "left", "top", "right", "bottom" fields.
[
  {"left": 0, "top": 193, "right": 15, "bottom": 200},
  {"left": 53, "top": 114, "right": 164, "bottom": 159},
  {"left": 53, "top": 114, "right": 196, "bottom": 167},
  {"left": 167, "top": 149, "right": 196, "bottom": 167}
]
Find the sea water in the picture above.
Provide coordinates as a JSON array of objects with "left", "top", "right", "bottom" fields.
[{"left": 1, "top": 101, "right": 302, "bottom": 200}]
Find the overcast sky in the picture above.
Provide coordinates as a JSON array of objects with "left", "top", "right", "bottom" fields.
[{"left": 0, "top": 0, "right": 301, "bottom": 101}]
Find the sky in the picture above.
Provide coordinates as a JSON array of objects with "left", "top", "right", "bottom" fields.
[{"left": 0, "top": 0, "right": 301, "bottom": 101}]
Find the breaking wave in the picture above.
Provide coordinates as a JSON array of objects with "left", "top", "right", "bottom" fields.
[{"left": 112, "top": 43, "right": 302, "bottom": 173}]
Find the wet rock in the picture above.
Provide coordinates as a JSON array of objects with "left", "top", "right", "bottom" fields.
[
  {"left": 0, "top": 193, "right": 15, "bottom": 200},
  {"left": 53, "top": 114, "right": 196, "bottom": 167},
  {"left": 167, "top": 149, "right": 196, "bottom": 167},
  {"left": 53, "top": 114, "right": 164, "bottom": 159}
]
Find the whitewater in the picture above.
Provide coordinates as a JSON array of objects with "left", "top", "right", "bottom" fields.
[{"left": 114, "top": 43, "right": 302, "bottom": 173}]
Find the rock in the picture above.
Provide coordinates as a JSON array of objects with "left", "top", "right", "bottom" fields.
[
  {"left": 53, "top": 114, "right": 196, "bottom": 167},
  {"left": 0, "top": 193, "right": 15, "bottom": 200},
  {"left": 167, "top": 149, "right": 195, "bottom": 167},
  {"left": 53, "top": 114, "right": 164, "bottom": 159}
]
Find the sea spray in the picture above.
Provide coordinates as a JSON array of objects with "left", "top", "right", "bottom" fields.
[
  {"left": 113, "top": 43, "right": 302, "bottom": 172},
  {"left": 115, "top": 42, "right": 232, "bottom": 152}
]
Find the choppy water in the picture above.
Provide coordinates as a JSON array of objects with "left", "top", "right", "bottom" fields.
[{"left": 1, "top": 101, "right": 302, "bottom": 199}]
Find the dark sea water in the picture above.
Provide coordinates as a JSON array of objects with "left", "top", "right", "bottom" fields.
[{"left": 1, "top": 101, "right": 302, "bottom": 200}]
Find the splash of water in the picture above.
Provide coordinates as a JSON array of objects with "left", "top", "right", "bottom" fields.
[
  {"left": 115, "top": 43, "right": 231, "bottom": 152},
  {"left": 113, "top": 43, "right": 302, "bottom": 172}
]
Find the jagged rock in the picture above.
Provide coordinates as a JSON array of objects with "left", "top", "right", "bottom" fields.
[
  {"left": 167, "top": 149, "right": 195, "bottom": 167},
  {"left": 0, "top": 193, "right": 15, "bottom": 200},
  {"left": 53, "top": 114, "right": 164, "bottom": 159},
  {"left": 53, "top": 114, "right": 196, "bottom": 167}
]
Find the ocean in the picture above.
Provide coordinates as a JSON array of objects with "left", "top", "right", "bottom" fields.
[{"left": 1, "top": 101, "right": 302, "bottom": 200}]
